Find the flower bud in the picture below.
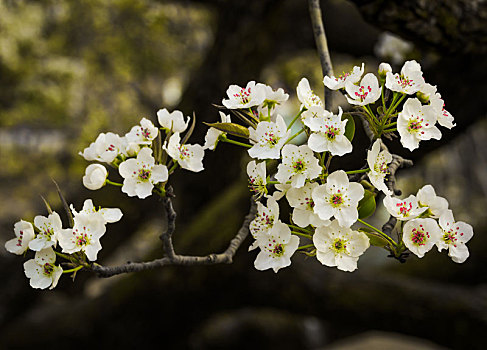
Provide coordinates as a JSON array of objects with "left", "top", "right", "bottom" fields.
[
  {"left": 83, "top": 164, "right": 108, "bottom": 190},
  {"left": 378, "top": 62, "right": 392, "bottom": 82}
]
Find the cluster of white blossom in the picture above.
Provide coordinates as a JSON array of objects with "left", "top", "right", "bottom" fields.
[
  {"left": 208, "top": 61, "right": 472, "bottom": 273},
  {"left": 6, "top": 61, "right": 474, "bottom": 289},
  {"left": 80, "top": 109, "right": 207, "bottom": 198},
  {"left": 5, "top": 200, "right": 122, "bottom": 289},
  {"left": 384, "top": 185, "right": 473, "bottom": 262}
]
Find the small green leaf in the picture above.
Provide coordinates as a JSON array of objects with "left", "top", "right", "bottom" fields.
[
  {"left": 181, "top": 112, "right": 196, "bottom": 145},
  {"left": 358, "top": 189, "right": 376, "bottom": 219},
  {"left": 359, "top": 229, "right": 389, "bottom": 247},
  {"left": 342, "top": 113, "right": 355, "bottom": 141},
  {"left": 40, "top": 195, "right": 53, "bottom": 214},
  {"left": 204, "top": 122, "right": 250, "bottom": 139}
]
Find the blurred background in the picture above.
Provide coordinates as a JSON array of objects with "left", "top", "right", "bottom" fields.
[{"left": 0, "top": 0, "right": 486, "bottom": 349}]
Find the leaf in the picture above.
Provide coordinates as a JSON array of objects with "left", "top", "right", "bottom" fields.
[
  {"left": 358, "top": 190, "right": 376, "bottom": 219},
  {"left": 40, "top": 195, "right": 53, "bottom": 214},
  {"left": 231, "top": 109, "right": 258, "bottom": 127},
  {"left": 52, "top": 178, "right": 74, "bottom": 227},
  {"left": 204, "top": 122, "right": 250, "bottom": 139},
  {"left": 359, "top": 229, "right": 389, "bottom": 248},
  {"left": 342, "top": 113, "right": 355, "bottom": 142},
  {"left": 181, "top": 112, "right": 196, "bottom": 145}
]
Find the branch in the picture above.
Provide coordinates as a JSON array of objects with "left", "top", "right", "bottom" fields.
[
  {"left": 91, "top": 199, "right": 257, "bottom": 278},
  {"left": 386, "top": 153, "right": 413, "bottom": 196},
  {"left": 308, "top": 0, "right": 334, "bottom": 108}
]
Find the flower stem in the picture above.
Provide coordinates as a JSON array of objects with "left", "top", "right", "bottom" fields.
[
  {"left": 168, "top": 162, "right": 179, "bottom": 174},
  {"left": 383, "top": 121, "right": 397, "bottom": 128},
  {"left": 287, "top": 107, "right": 305, "bottom": 131},
  {"left": 285, "top": 128, "right": 305, "bottom": 145},
  {"left": 62, "top": 265, "right": 84, "bottom": 274},
  {"left": 106, "top": 179, "right": 123, "bottom": 187},
  {"left": 55, "top": 251, "right": 72, "bottom": 260},
  {"left": 288, "top": 224, "right": 313, "bottom": 234},
  {"left": 267, "top": 180, "right": 280, "bottom": 185},
  {"left": 345, "top": 168, "right": 370, "bottom": 175},
  {"left": 221, "top": 136, "right": 252, "bottom": 148},
  {"left": 291, "top": 231, "right": 313, "bottom": 239},
  {"left": 383, "top": 128, "right": 397, "bottom": 133},
  {"left": 357, "top": 219, "right": 397, "bottom": 247},
  {"left": 297, "top": 244, "right": 315, "bottom": 250}
]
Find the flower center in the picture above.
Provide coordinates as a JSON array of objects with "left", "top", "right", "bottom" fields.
[
  {"left": 272, "top": 243, "right": 284, "bottom": 257},
  {"left": 335, "top": 71, "right": 350, "bottom": 82},
  {"left": 75, "top": 232, "right": 90, "bottom": 247},
  {"left": 330, "top": 193, "right": 343, "bottom": 207},
  {"left": 106, "top": 144, "right": 116, "bottom": 152},
  {"left": 43, "top": 263, "right": 54, "bottom": 276},
  {"left": 293, "top": 160, "right": 305, "bottom": 172},
  {"left": 331, "top": 238, "right": 347, "bottom": 254},
  {"left": 264, "top": 132, "right": 279, "bottom": 146},
  {"left": 411, "top": 224, "right": 430, "bottom": 246},
  {"left": 354, "top": 85, "right": 372, "bottom": 101},
  {"left": 141, "top": 128, "right": 151, "bottom": 139},
  {"left": 396, "top": 75, "right": 413, "bottom": 88},
  {"left": 138, "top": 168, "right": 151, "bottom": 181},
  {"left": 233, "top": 87, "right": 251, "bottom": 104},
  {"left": 248, "top": 177, "right": 266, "bottom": 197},
  {"left": 396, "top": 201, "right": 412, "bottom": 217},
  {"left": 324, "top": 125, "right": 339, "bottom": 141},
  {"left": 407, "top": 115, "right": 427, "bottom": 134}
]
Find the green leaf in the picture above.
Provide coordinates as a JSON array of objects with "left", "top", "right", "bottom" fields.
[
  {"left": 342, "top": 113, "right": 355, "bottom": 141},
  {"left": 204, "top": 122, "right": 250, "bottom": 139},
  {"left": 359, "top": 229, "right": 389, "bottom": 247},
  {"left": 181, "top": 112, "right": 196, "bottom": 145},
  {"left": 358, "top": 190, "right": 376, "bottom": 219},
  {"left": 40, "top": 195, "right": 53, "bottom": 215}
]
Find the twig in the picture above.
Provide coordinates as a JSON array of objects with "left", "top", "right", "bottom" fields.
[
  {"left": 308, "top": 0, "right": 334, "bottom": 108},
  {"left": 386, "top": 154, "right": 413, "bottom": 195},
  {"left": 91, "top": 199, "right": 257, "bottom": 278}
]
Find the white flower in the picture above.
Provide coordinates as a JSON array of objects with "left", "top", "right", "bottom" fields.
[
  {"left": 29, "top": 212, "right": 68, "bottom": 251},
  {"left": 24, "top": 248, "right": 63, "bottom": 290},
  {"left": 79, "top": 132, "right": 124, "bottom": 163},
  {"left": 271, "top": 183, "right": 292, "bottom": 201},
  {"left": 258, "top": 85, "right": 289, "bottom": 116},
  {"left": 323, "top": 63, "right": 364, "bottom": 90},
  {"left": 286, "top": 182, "right": 330, "bottom": 228},
  {"left": 247, "top": 160, "right": 267, "bottom": 198},
  {"left": 82, "top": 164, "right": 108, "bottom": 190},
  {"left": 436, "top": 210, "right": 473, "bottom": 263},
  {"left": 397, "top": 98, "right": 441, "bottom": 151},
  {"left": 383, "top": 194, "right": 427, "bottom": 221},
  {"left": 248, "top": 115, "right": 290, "bottom": 159},
  {"left": 222, "top": 81, "right": 266, "bottom": 109},
  {"left": 307, "top": 107, "right": 352, "bottom": 156},
  {"left": 119, "top": 147, "right": 169, "bottom": 199},
  {"left": 125, "top": 117, "right": 159, "bottom": 146},
  {"left": 312, "top": 170, "right": 364, "bottom": 227},
  {"left": 402, "top": 218, "right": 442, "bottom": 258},
  {"left": 58, "top": 213, "right": 106, "bottom": 261},
  {"left": 313, "top": 220, "right": 370, "bottom": 272},
  {"left": 164, "top": 133, "right": 205, "bottom": 172},
  {"left": 5, "top": 220, "right": 35, "bottom": 255},
  {"left": 385, "top": 60, "right": 425, "bottom": 94},
  {"left": 297, "top": 78, "right": 323, "bottom": 109},
  {"left": 345, "top": 73, "right": 380, "bottom": 106},
  {"left": 430, "top": 93, "right": 455, "bottom": 129},
  {"left": 249, "top": 197, "right": 280, "bottom": 249},
  {"left": 204, "top": 112, "right": 231, "bottom": 150},
  {"left": 378, "top": 62, "right": 392, "bottom": 77},
  {"left": 275, "top": 144, "right": 321, "bottom": 188},
  {"left": 254, "top": 223, "right": 299, "bottom": 273},
  {"left": 301, "top": 105, "right": 331, "bottom": 129},
  {"left": 70, "top": 199, "right": 123, "bottom": 224},
  {"left": 367, "top": 139, "right": 392, "bottom": 195},
  {"left": 157, "top": 108, "right": 190, "bottom": 133},
  {"left": 416, "top": 184, "right": 449, "bottom": 219}
]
